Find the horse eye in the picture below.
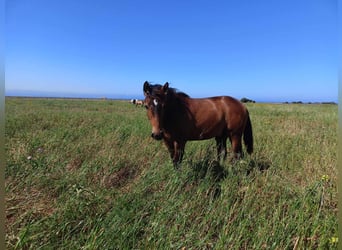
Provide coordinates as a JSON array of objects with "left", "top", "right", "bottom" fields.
[{"left": 153, "top": 99, "right": 158, "bottom": 106}]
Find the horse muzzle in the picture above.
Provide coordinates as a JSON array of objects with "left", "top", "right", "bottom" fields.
[{"left": 151, "top": 131, "right": 164, "bottom": 140}]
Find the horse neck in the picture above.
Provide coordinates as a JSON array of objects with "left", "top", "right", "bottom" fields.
[{"left": 163, "top": 94, "right": 189, "bottom": 126}]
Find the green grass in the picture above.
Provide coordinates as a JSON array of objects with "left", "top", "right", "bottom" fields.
[{"left": 5, "top": 97, "right": 337, "bottom": 249}]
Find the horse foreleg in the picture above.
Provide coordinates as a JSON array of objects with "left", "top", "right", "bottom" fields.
[
  {"left": 164, "top": 139, "right": 175, "bottom": 161},
  {"left": 164, "top": 139, "right": 186, "bottom": 168},
  {"left": 173, "top": 141, "right": 185, "bottom": 168}
]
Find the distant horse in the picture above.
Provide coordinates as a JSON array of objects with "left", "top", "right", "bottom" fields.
[
  {"left": 135, "top": 100, "right": 144, "bottom": 107},
  {"left": 130, "top": 99, "right": 144, "bottom": 107},
  {"left": 143, "top": 81, "right": 253, "bottom": 168}
]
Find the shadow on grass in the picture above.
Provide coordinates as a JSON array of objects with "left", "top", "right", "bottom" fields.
[
  {"left": 186, "top": 155, "right": 272, "bottom": 199},
  {"left": 246, "top": 158, "right": 271, "bottom": 175},
  {"left": 184, "top": 158, "right": 226, "bottom": 200},
  {"left": 190, "top": 159, "right": 226, "bottom": 182}
]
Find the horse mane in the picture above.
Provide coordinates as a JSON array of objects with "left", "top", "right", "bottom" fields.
[
  {"left": 148, "top": 83, "right": 190, "bottom": 99},
  {"left": 167, "top": 87, "right": 190, "bottom": 99}
]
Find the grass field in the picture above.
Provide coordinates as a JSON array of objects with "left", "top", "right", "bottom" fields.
[{"left": 5, "top": 97, "right": 337, "bottom": 249}]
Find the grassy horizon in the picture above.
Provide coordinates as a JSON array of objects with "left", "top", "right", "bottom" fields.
[{"left": 5, "top": 97, "right": 337, "bottom": 249}]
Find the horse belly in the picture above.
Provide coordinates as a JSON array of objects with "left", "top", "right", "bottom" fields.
[{"left": 188, "top": 120, "right": 225, "bottom": 140}]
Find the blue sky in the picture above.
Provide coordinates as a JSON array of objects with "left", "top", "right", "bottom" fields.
[{"left": 6, "top": 0, "right": 337, "bottom": 102}]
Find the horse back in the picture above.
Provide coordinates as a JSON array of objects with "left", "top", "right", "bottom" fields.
[
  {"left": 182, "top": 96, "right": 248, "bottom": 139},
  {"left": 189, "top": 96, "right": 247, "bottom": 120}
]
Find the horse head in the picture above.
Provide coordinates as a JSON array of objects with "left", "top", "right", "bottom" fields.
[{"left": 143, "top": 81, "right": 169, "bottom": 140}]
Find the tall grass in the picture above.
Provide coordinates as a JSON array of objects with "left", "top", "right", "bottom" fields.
[{"left": 5, "top": 97, "right": 337, "bottom": 249}]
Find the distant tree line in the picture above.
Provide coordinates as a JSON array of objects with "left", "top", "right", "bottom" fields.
[
  {"left": 239, "top": 97, "right": 337, "bottom": 105},
  {"left": 284, "top": 101, "right": 337, "bottom": 105},
  {"left": 240, "top": 97, "right": 256, "bottom": 103}
]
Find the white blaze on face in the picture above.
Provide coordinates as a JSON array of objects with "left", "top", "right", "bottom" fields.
[{"left": 150, "top": 98, "right": 162, "bottom": 137}]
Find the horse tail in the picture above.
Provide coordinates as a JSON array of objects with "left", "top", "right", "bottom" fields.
[{"left": 243, "top": 110, "right": 253, "bottom": 154}]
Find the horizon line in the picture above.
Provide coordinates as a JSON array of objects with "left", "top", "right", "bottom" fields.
[{"left": 5, "top": 94, "right": 338, "bottom": 104}]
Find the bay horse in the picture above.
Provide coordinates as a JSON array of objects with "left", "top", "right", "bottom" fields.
[{"left": 143, "top": 81, "right": 253, "bottom": 168}]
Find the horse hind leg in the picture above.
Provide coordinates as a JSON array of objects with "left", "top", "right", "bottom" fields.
[
  {"left": 215, "top": 136, "right": 227, "bottom": 162},
  {"left": 231, "top": 134, "right": 243, "bottom": 159}
]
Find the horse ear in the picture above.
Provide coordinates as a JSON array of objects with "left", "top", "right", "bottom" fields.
[
  {"left": 163, "top": 82, "right": 169, "bottom": 94},
  {"left": 143, "top": 81, "right": 150, "bottom": 96}
]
